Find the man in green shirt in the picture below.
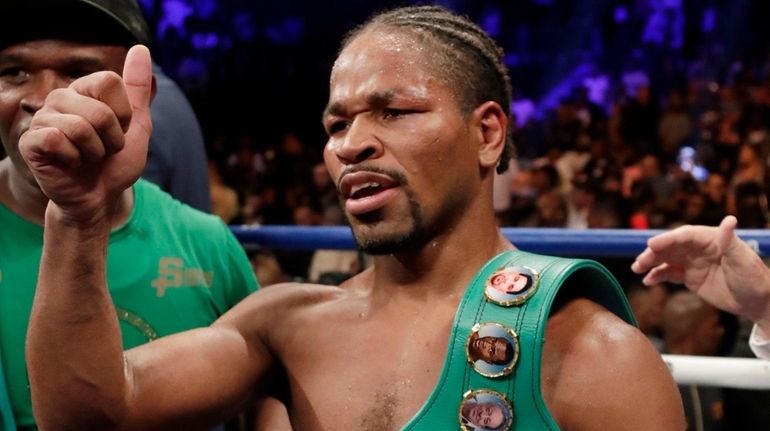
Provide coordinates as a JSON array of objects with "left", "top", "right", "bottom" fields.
[{"left": 0, "top": 1, "right": 258, "bottom": 428}]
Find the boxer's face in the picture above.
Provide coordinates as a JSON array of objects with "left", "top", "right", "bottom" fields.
[
  {"left": 0, "top": 39, "right": 126, "bottom": 184},
  {"left": 323, "top": 28, "right": 480, "bottom": 254}
]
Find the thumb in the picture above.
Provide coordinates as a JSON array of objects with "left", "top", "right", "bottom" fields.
[
  {"left": 717, "top": 215, "right": 738, "bottom": 253},
  {"left": 122, "top": 45, "right": 153, "bottom": 139}
]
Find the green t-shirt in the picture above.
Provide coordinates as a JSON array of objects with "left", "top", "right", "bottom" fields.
[{"left": 0, "top": 179, "right": 258, "bottom": 428}]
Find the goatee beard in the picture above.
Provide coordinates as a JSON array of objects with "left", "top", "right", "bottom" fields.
[
  {"left": 346, "top": 186, "right": 426, "bottom": 255},
  {"left": 338, "top": 165, "right": 429, "bottom": 255}
]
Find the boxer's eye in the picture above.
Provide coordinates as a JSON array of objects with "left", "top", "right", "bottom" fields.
[{"left": 0, "top": 67, "right": 29, "bottom": 85}]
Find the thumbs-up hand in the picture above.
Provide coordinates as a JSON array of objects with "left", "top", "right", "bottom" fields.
[{"left": 19, "top": 45, "right": 153, "bottom": 225}]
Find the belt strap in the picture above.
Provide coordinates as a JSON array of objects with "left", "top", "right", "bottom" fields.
[{"left": 403, "top": 250, "right": 635, "bottom": 430}]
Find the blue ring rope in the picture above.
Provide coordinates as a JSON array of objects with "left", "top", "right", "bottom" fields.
[{"left": 230, "top": 226, "right": 770, "bottom": 258}]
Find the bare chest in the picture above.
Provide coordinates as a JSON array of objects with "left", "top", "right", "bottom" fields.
[{"left": 282, "top": 311, "right": 454, "bottom": 430}]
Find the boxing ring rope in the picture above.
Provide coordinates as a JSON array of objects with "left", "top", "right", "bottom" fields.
[
  {"left": 662, "top": 355, "right": 770, "bottom": 390},
  {"left": 231, "top": 225, "right": 770, "bottom": 389},
  {"left": 231, "top": 226, "right": 770, "bottom": 257}
]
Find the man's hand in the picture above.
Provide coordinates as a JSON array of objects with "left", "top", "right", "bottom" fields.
[
  {"left": 18, "top": 45, "right": 153, "bottom": 224},
  {"left": 632, "top": 215, "right": 770, "bottom": 330}
]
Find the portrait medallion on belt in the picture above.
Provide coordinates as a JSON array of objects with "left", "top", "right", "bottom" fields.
[
  {"left": 483, "top": 265, "right": 539, "bottom": 306},
  {"left": 466, "top": 322, "right": 519, "bottom": 378},
  {"left": 459, "top": 388, "right": 514, "bottom": 431}
]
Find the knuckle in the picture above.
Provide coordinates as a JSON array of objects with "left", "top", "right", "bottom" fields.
[
  {"left": 88, "top": 71, "right": 122, "bottom": 88},
  {"left": 43, "top": 87, "right": 71, "bottom": 106},
  {"left": 90, "top": 104, "right": 116, "bottom": 131},
  {"left": 38, "top": 127, "right": 67, "bottom": 153},
  {"left": 67, "top": 117, "right": 94, "bottom": 143},
  {"left": 97, "top": 72, "right": 126, "bottom": 100}
]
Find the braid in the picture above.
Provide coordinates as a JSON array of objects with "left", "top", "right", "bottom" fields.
[{"left": 342, "top": 6, "right": 515, "bottom": 173}]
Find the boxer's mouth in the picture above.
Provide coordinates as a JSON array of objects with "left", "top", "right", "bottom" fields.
[{"left": 339, "top": 171, "right": 400, "bottom": 216}]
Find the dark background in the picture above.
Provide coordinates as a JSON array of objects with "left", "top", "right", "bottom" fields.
[{"left": 137, "top": 0, "right": 770, "bottom": 158}]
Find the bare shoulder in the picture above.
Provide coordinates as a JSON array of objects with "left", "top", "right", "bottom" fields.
[
  {"left": 216, "top": 280, "right": 346, "bottom": 330},
  {"left": 214, "top": 276, "right": 368, "bottom": 351},
  {"left": 542, "top": 298, "right": 684, "bottom": 431}
]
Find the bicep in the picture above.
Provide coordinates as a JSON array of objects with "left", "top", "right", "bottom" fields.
[{"left": 121, "top": 322, "right": 273, "bottom": 430}]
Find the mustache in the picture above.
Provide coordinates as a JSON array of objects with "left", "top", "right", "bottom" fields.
[{"left": 336, "top": 164, "right": 407, "bottom": 195}]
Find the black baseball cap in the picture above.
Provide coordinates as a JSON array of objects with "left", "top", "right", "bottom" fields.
[{"left": 1, "top": 0, "right": 151, "bottom": 50}]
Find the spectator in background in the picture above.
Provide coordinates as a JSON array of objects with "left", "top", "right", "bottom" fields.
[
  {"left": 225, "top": 133, "right": 265, "bottom": 201},
  {"left": 310, "top": 161, "right": 344, "bottom": 225},
  {"left": 208, "top": 160, "right": 239, "bottom": 223},
  {"left": 732, "top": 181, "right": 769, "bottom": 229},
  {"left": 628, "top": 180, "right": 660, "bottom": 229},
  {"left": 309, "top": 247, "right": 363, "bottom": 286},
  {"left": 531, "top": 162, "right": 563, "bottom": 194},
  {"left": 699, "top": 173, "right": 728, "bottom": 226},
  {"left": 639, "top": 154, "right": 674, "bottom": 210},
  {"left": 662, "top": 291, "right": 725, "bottom": 357},
  {"left": 658, "top": 89, "right": 693, "bottom": 162},
  {"left": 566, "top": 173, "right": 599, "bottom": 229},
  {"left": 730, "top": 144, "right": 765, "bottom": 193},
  {"left": 143, "top": 63, "right": 211, "bottom": 212},
  {"left": 554, "top": 132, "right": 592, "bottom": 190},
  {"left": 627, "top": 282, "right": 669, "bottom": 352},
  {"left": 265, "top": 132, "right": 315, "bottom": 207},
  {"left": 661, "top": 291, "right": 726, "bottom": 431},
  {"left": 250, "top": 252, "right": 287, "bottom": 287},
  {"left": 272, "top": 203, "right": 323, "bottom": 281},
  {"left": 534, "top": 189, "right": 568, "bottom": 227},
  {"left": 620, "top": 84, "right": 661, "bottom": 156}
]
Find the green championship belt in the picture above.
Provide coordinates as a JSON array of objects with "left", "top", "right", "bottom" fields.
[{"left": 402, "top": 250, "right": 636, "bottom": 431}]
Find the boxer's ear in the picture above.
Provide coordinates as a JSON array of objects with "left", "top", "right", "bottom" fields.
[{"left": 471, "top": 101, "right": 507, "bottom": 170}]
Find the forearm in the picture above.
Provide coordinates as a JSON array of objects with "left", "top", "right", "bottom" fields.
[{"left": 26, "top": 206, "right": 129, "bottom": 430}]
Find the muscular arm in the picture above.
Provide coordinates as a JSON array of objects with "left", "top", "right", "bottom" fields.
[
  {"left": 29, "top": 216, "right": 274, "bottom": 430},
  {"left": 543, "top": 299, "right": 685, "bottom": 431},
  {"left": 27, "top": 211, "right": 126, "bottom": 429},
  {"left": 22, "top": 46, "right": 275, "bottom": 430}
]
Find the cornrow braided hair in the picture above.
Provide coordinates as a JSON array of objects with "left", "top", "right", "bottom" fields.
[{"left": 342, "top": 5, "right": 515, "bottom": 173}]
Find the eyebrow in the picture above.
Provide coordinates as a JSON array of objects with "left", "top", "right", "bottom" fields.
[
  {"left": 0, "top": 52, "right": 25, "bottom": 64},
  {"left": 321, "top": 89, "right": 401, "bottom": 120},
  {"left": 0, "top": 52, "right": 107, "bottom": 72}
]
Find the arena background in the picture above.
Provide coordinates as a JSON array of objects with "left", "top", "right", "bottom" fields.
[{"left": 136, "top": 0, "right": 770, "bottom": 153}]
